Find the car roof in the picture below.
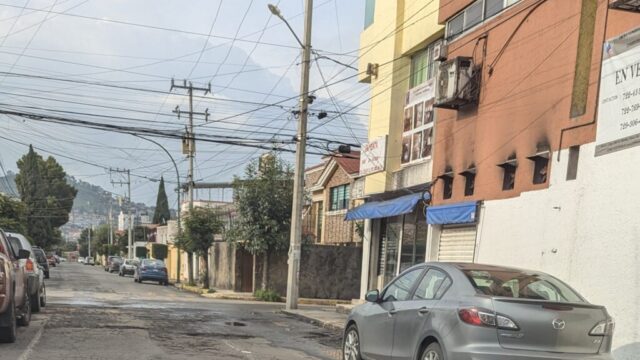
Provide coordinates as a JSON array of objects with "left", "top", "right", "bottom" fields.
[{"left": 421, "top": 262, "right": 539, "bottom": 274}]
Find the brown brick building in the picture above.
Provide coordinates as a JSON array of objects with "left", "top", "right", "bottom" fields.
[{"left": 302, "top": 151, "right": 363, "bottom": 245}]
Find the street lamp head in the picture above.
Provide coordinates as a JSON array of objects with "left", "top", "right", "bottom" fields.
[{"left": 268, "top": 4, "right": 282, "bottom": 17}]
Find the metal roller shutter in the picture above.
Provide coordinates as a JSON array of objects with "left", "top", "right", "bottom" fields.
[{"left": 437, "top": 225, "right": 477, "bottom": 263}]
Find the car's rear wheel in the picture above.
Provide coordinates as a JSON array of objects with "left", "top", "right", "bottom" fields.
[
  {"left": 421, "top": 342, "right": 443, "bottom": 360},
  {"left": 17, "top": 293, "right": 31, "bottom": 327},
  {"left": 44, "top": 271, "right": 49, "bottom": 279},
  {"left": 343, "top": 325, "right": 361, "bottom": 360},
  {"left": 40, "top": 284, "right": 46, "bottom": 308},
  {"left": 0, "top": 296, "right": 16, "bottom": 343},
  {"left": 31, "top": 287, "right": 41, "bottom": 313}
]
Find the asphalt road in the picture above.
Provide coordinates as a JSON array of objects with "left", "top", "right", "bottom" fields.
[{"left": 0, "top": 262, "right": 343, "bottom": 360}]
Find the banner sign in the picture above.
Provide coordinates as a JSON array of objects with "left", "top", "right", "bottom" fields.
[
  {"left": 596, "top": 27, "right": 640, "bottom": 156},
  {"left": 360, "top": 135, "right": 387, "bottom": 176}
]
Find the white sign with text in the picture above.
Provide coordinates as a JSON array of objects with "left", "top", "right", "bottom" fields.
[{"left": 359, "top": 136, "right": 387, "bottom": 176}]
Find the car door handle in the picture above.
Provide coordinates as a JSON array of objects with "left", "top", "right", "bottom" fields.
[
  {"left": 418, "top": 307, "right": 430, "bottom": 316},
  {"left": 388, "top": 309, "right": 397, "bottom": 317}
]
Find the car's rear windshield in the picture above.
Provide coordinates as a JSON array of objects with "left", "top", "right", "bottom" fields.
[
  {"left": 33, "top": 249, "right": 47, "bottom": 262},
  {"left": 112, "top": 257, "right": 123, "bottom": 262},
  {"left": 143, "top": 260, "right": 164, "bottom": 267},
  {"left": 463, "top": 268, "right": 584, "bottom": 303}
]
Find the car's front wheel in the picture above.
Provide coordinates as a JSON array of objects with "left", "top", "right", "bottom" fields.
[
  {"left": 421, "top": 342, "right": 444, "bottom": 360},
  {"left": 343, "top": 325, "right": 361, "bottom": 360}
]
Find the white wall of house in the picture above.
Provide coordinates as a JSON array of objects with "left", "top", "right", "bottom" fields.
[{"left": 476, "top": 142, "right": 640, "bottom": 359}]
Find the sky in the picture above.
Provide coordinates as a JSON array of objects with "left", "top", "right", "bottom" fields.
[{"left": 0, "top": 0, "right": 370, "bottom": 208}]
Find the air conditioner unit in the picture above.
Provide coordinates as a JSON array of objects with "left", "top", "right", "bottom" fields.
[{"left": 434, "top": 56, "right": 478, "bottom": 109}]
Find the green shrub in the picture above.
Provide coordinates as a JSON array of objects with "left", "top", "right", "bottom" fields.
[
  {"left": 206, "top": 289, "right": 216, "bottom": 294},
  {"left": 254, "top": 289, "right": 282, "bottom": 302}
]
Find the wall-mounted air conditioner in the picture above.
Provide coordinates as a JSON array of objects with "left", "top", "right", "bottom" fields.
[{"left": 434, "top": 56, "right": 478, "bottom": 109}]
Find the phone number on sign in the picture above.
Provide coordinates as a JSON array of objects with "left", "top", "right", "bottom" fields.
[
  {"left": 621, "top": 103, "right": 640, "bottom": 116},
  {"left": 623, "top": 88, "right": 640, "bottom": 101},
  {"left": 620, "top": 119, "right": 640, "bottom": 131}
]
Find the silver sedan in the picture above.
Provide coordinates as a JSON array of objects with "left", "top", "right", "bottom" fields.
[{"left": 343, "top": 263, "right": 614, "bottom": 360}]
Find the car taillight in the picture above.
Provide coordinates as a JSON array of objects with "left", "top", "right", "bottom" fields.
[
  {"left": 590, "top": 319, "right": 615, "bottom": 336},
  {"left": 458, "top": 307, "right": 519, "bottom": 330},
  {"left": 160, "top": 268, "right": 167, "bottom": 273},
  {"left": 26, "top": 259, "right": 35, "bottom": 272}
]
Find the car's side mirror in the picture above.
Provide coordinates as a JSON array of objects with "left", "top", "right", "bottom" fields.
[
  {"left": 365, "top": 289, "right": 380, "bottom": 303},
  {"left": 17, "top": 249, "right": 30, "bottom": 260}
]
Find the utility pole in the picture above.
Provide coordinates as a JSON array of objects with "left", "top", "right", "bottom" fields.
[
  {"left": 170, "top": 79, "right": 210, "bottom": 284},
  {"left": 108, "top": 202, "right": 113, "bottom": 247},
  {"left": 88, "top": 226, "right": 91, "bottom": 260},
  {"left": 111, "top": 168, "right": 133, "bottom": 259},
  {"left": 284, "top": 0, "right": 313, "bottom": 310}
]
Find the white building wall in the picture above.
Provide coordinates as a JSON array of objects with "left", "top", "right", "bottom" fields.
[{"left": 476, "top": 143, "right": 640, "bottom": 359}]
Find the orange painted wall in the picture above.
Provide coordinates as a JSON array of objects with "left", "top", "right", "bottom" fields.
[{"left": 432, "top": 0, "right": 639, "bottom": 204}]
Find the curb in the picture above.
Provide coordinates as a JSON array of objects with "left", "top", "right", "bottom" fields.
[{"left": 280, "top": 310, "right": 344, "bottom": 333}]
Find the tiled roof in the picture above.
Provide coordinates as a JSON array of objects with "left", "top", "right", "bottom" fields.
[{"left": 334, "top": 151, "right": 360, "bottom": 175}]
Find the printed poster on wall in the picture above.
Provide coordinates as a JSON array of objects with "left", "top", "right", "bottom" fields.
[
  {"left": 402, "top": 78, "right": 435, "bottom": 164},
  {"left": 595, "top": 26, "right": 640, "bottom": 156}
]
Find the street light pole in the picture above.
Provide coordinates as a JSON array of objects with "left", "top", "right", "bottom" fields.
[
  {"left": 269, "top": 1, "right": 313, "bottom": 310},
  {"left": 133, "top": 134, "right": 182, "bottom": 283}
]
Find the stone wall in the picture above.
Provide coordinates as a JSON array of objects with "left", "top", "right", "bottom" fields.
[{"left": 264, "top": 244, "right": 362, "bottom": 300}]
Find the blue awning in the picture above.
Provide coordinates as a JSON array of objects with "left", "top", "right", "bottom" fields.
[
  {"left": 426, "top": 202, "right": 477, "bottom": 225},
  {"left": 345, "top": 192, "right": 429, "bottom": 221}
]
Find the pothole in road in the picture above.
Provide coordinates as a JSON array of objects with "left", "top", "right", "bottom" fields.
[{"left": 224, "top": 321, "right": 246, "bottom": 327}]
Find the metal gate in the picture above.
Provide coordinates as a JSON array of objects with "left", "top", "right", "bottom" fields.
[{"left": 437, "top": 225, "right": 477, "bottom": 263}]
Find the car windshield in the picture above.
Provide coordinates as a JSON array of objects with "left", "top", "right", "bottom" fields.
[
  {"left": 112, "top": 257, "right": 123, "bottom": 263},
  {"left": 124, "top": 260, "right": 136, "bottom": 265},
  {"left": 33, "top": 249, "right": 47, "bottom": 263},
  {"left": 143, "top": 260, "right": 164, "bottom": 267},
  {"left": 463, "top": 268, "right": 584, "bottom": 303}
]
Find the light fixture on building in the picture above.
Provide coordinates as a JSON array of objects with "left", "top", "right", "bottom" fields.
[{"left": 610, "top": 0, "right": 640, "bottom": 12}]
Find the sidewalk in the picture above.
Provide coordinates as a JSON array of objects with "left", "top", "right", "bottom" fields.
[{"left": 281, "top": 306, "right": 348, "bottom": 332}]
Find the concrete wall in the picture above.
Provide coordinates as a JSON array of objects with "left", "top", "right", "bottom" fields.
[
  {"left": 265, "top": 245, "right": 363, "bottom": 300},
  {"left": 476, "top": 143, "right": 640, "bottom": 359},
  {"left": 210, "top": 242, "right": 237, "bottom": 290}
]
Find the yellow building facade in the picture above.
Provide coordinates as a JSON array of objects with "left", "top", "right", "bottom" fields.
[{"left": 354, "top": 0, "right": 444, "bottom": 297}]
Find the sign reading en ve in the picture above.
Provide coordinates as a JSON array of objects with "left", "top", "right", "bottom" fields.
[{"left": 596, "top": 26, "right": 640, "bottom": 156}]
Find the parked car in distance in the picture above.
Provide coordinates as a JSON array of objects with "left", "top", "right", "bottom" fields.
[
  {"left": 78, "top": 257, "right": 85, "bottom": 264},
  {"left": 104, "top": 256, "right": 123, "bottom": 273},
  {"left": 0, "top": 229, "right": 27, "bottom": 342},
  {"left": 119, "top": 259, "right": 138, "bottom": 277},
  {"left": 344, "top": 263, "right": 615, "bottom": 360},
  {"left": 0, "top": 229, "right": 33, "bottom": 340},
  {"left": 31, "top": 247, "right": 50, "bottom": 279},
  {"left": 46, "top": 255, "right": 56, "bottom": 267},
  {"left": 134, "top": 259, "right": 168, "bottom": 285},
  {"left": 84, "top": 257, "right": 94, "bottom": 266},
  {"left": 6, "top": 233, "right": 46, "bottom": 314}
]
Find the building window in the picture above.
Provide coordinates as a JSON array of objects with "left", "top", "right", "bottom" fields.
[
  {"left": 566, "top": 146, "right": 580, "bottom": 181},
  {"left": 532, "top": 157, "right": 549, "bottom": 184},
  {"left": 316, "top": 202, "right": 323, "bottom": 242},
  {"left": 462, "top": 171, "right": 476, "bottom": 196},
  {"left": 399, "top": 204, "right": 427, "bottom": 272},
  {"left": 446, "top": 0, "right": 521, "bottom": 41},
  {"left": 441, "top": 174, "right": 453, "bottom": 200},
  {"left": 499, "top": 160, "right": 517, "bottom": 191},
  {"left": 410, "top": 41, "right": 442, "bottom": 88},
  {"left": 330, "top": 184, "right": 350, "bottom": 211},
  {"left": 364, "top": 0, "right": 375, "bottom": 29}
]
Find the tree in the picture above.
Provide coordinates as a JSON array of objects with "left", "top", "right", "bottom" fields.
[
  {"left": 182, "top": 207, "right": 224, "bottom": 289},
  {"left": 0, "top": 193, "right": 27, "bottom": 234},
  {"left": 152, "top": 177, "right": 171, "bottom": 225},
  {"left": 15, "top": 146, "right": 77, "bottom": 248},
  {"left": 229, "top": 153, "right": 293, "bottom": 291}
]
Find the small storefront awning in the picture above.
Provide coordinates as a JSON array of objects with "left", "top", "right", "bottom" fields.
[
  {"left": 426, "top": 202, "right": 477, "bottom": 225},
  {"left": 345, "top": 192, "right": 429, "bottom": 221}
]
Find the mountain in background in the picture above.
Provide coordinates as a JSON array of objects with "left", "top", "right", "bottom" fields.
[{"left": 0, "top": 171, "right": 163, "bottom": 240}]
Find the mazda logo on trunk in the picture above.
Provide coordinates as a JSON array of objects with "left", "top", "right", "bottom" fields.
[{"left": 552, "top": 319, "right": 566, "bottom": 330}]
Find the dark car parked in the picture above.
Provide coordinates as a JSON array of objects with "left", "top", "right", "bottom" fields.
[
  {"left": 134, "top": 259, "right": 168, "bottom": 285},
  {"left": 31, "top": 247, "right": 49, "bottom": 279},
  {"left": 105, "top": 256, "right": 123, "bottom": 273}
]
